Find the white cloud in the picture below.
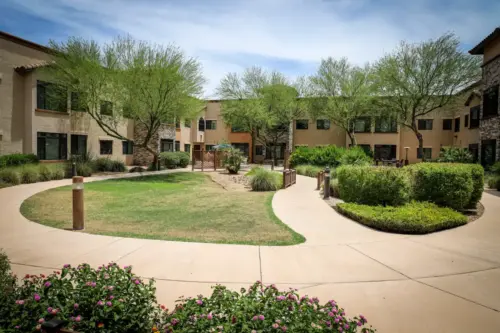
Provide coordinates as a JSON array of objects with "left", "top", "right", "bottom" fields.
[{"left": 3, "top": 0, "right": 498, "bottom": 96}]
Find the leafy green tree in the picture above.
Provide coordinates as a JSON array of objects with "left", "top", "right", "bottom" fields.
[
  {"left": 44, "top": 36, "right": 205, "bottom": 168},
  {"left": 217, "top": 67, "right": 305, "bottom": 167},
  {"left": 309, "top": 57, "right": 375, "bottom": 146},
  {"left": 374, "top": 33, "right": 481, "bottom": 160}
]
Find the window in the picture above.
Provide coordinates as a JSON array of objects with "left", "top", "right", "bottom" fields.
[
  {"left": 71, "top": 135, "right": 87, "bottom": 156},
  {"left": 36, "top": 81, "right": 66, "bottom": 112},
  {"left": 184, "top": 144, "right": 191, "bottom": 154},
  {"left": 231, "top": 125, "right": 245, "bottom": 132},
  {"left": 160, "top": 139, "right": 174, "bottom": 152},
  {"left": 265, "top": 144, "right": 286, "bottom": 159},
  {"left": 470, "top": 106, "right": 480, "bottom": 128},
  {"left": 296, "top": 119, "right": 309, "bottom": 130},
  {"left": 316, "top": 119, "right": 330, "bottom": 130},
  {"left": 374, "top": 117, "right": 397, "bottom": 133},
  {"left": 100, "top": 140, "right": 113, "bottom": 155},
  {"left": 358, "top": 144, "right": 372, "bottom": 156},
  {"left": 70, "top": 92, "right": 85, "bottom": 112},
  {"left": 255, "top": 145, "right": 264, "bottom": 156},
  {"left": 481, "top": 139, "right": 497, "bottom": 167},
  {"left": 442, "top": 119, "right": 452, "bottom": 130},
  {"left": 454, "top": 118, "right": 460, "bottom": 132},
  {"left": 175, "top": 120, "right": 180, "bottom": 129},
  {"left": 374, "top": 145, "right": 397, "bottom": 160},
  {"left": 175, "top": 140, "right": 180, "bottom": 151},
  {"left": 465, "top": 115, "right": 469, "bottom": 128},
  {"left": 417, "top": 148, "right": 432, "bottom": 160},
  {"left": 100, "top": 101, "right": 113, "bottom": 116},
  {"left": 417, "top": 119, "right": 433, "bottom": 130},
  {"left": 184, "top": 120, "right": 191, "bottom": 128},
  {"left": 469, "top": 144, "right": 479, "bottom": 163},
  {"left": 37, "top": 132, "right": 67, "bottom": 160},
  {"left": 483, "top": 85, "right": 499, "bottom": 118},
  {"left": 232, "top": 143, "right": 249, "bottom": 157},
  {"left": 198, "top": 118, "right": 205, "bottom": 131},
  {"left": 122, "top": 141, "right": 133, "bottom": 155},
  {"left": 205, "top": 120, "right": 216, "bottom": 130},
  {"left": 205, "top": 144, "right": 215, "bottom": 151},
  {"left": 353, "top": 117, "right": 371, "bottom": 133}
]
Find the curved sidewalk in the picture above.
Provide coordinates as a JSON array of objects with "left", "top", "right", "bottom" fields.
[{"left": 1, "top": 172, "right": 500, "bottom": 332}]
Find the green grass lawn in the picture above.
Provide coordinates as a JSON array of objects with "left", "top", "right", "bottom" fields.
[{"left": 21, "top": 172, "right": 304, "bottom": 245}]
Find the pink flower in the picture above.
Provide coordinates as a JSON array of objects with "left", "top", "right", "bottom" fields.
[
  {"left": 15, "top": 326, "right": 20, "bottom": 329},
  {"left": 109, "top": 295, "right": 114, "bottom": 300},
  {"left": 259, "top": 315, "right": 265, "bottom": 321},
  {"left": 106, "top": 301, "right": 112, "bottom": 307},
  {"left": 75, "top": 315, "right": 82, "bottom": 322},
  {"left": 47, "top": 307, "right": 53, "bottom": 313},
  {"left": 74, "top": 303, "right": 79, "bottom": 309},
  {"left": 275, "top": 319, "right": 281, "bottom": 324},
  {"left": 328, "top": 312, "right": 334, "bottom": 317},
  {"left": 104, "top": 274, "right": 110, "bottom": 280},
  {"left": 207, "top": 313, "right": 213, "bottom": 320},
  {"left": 134, "top": 279, "right": 140, "bottom": 285},
  {"left": 97, "top": 300, "right": 104, "bottom": 306},
  {"left": 15, "top": 300, "right": 24, "bottom": 305},
  {"left": 38, "top": 318, "right": 45, "bottom": 324},
  {"left": 171, "top": 318, "right": 179, "bottom": 325},
  {"left": 34, "top": 294, "right": 41, "bottom": 301},
  {"left": 272, "top": 323, "right": 279, "bottom": 329},
  {"left": 344, "top": 324, "right": 349, "bottom": 330},
  {"left": 359, "top": 314, "right": 367, "bottom": 323},
  {"left": 51, "top": 309, "right": 58, "bottom": 315},
  {"left": 63, "top": 264, "right": 70, "bottom": 268},
  {"left": 36, "top": 324, "right": 41, "bottom": 331},
  {"left": 334, "top": 318, "right": 340, "bottom": 323},
  {"left": 281, "top": 326, "right": 287, "bottom": 332},
  {"left": 252, "top": 316, "right": 258, "bottom": 321},
  {"left": 276, "top": 296, "right": 285, "bottom": 301},
  {"left": 357, "top": 321, "right": 362, "bottom": 326},
  {"left": 196, "top": 299, "right": 203, "bottom": 305},
  {"left": 44, "top": 281, "right": 51, "bottom": 288},
  {"left": 108, "top": 286, "right": 114, "bottom": 291}
]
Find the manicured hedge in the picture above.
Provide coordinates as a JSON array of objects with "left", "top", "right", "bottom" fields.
[
  {"left": 408, "top": 163, "right": 482, "bottom": 210},
  {"left": 160, "top": 152, "right": 190, "bottom": 169},
  {"left": 337, "top": 165, "right": 411, "bottom": 206},
  {"left": 289, "top": 145, "right": 371, "bottom": 168},
  {"left": 0, "top": 154, "right": 38, "bottom": 168},
  {"left": 337, "top": 201, "right": 467, "bottom": 234},
  {"left": 295, "top": 164, "right": 324, "bottom": 178},
  {"left": 92, "top": 158, "right": 126, "bottom": 172}
]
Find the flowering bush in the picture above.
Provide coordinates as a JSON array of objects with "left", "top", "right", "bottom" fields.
[
  {"left": 2, "top": 261, "right": 161, "bottom": 332},
  {"left": 0, "top": 252, "right": 375, "bottom": 333},
  {"left": 158, "top": 282, "right": 375, "bottom": 333}
]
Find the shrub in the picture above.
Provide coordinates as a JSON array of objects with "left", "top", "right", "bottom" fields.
[
  {"left": 129, "top": 166, "right": 146, "bottom": 173},
  {"left": 436, "top": 147, "right": 473, "bottom": 163},
  {"left": 467, "top": 164, "right": 484, "bottom": 208},
  {"left": 223, "top": 147, "right": 244, "bottom": 174},
  {"left": 487, "top": 175, "right": 500, "bottom": 190},
  {"left": 337, "top": 165, "right": 411, "bottom": 206},
  {"left": 38, "top": 165, "right": 54, "bottom": 181},
  {"left": 76, "top": 163, "right": 93, "bottom": 177},
  {"left": 0, "top": 153, "right": 38, "bottom": 168},
  {"left": 110, "top": 160, "right": 126, "bottom": 172},
  {"left": 92, "top": 158, "right": 113, "bottom": 172},
  {"left": 289, "top": 145, "right": 346, "bottom": 167},
  {"left": 0, "top": 169, "right": 21, "bottom": 185},
  {"left": 160, "top": 152, "right": 180, "bottom": 169},
  {"left": 337, "top": 201, "right": 467, "bottom": 234},
  {"left": 491, "top": 161, "right": 500, "bottom": 175},
  {"left": 177, "top": 152, "right": 190, "bottom": 168},
  {"left": 339, "top": 146, "right": 372, "bottom": 166},
  {"left": 250, "top": 168, "right": 282, "bottom": 191},
  {"left": 295, "top": 164, "right": 324, "bottom": 178},
  {"left": 330, "top": 178, "right": 340, "bottom": 198},
  {"left": 408, "top": 163, "right": 477, "bottom": 210},
  {"left": 19, "top": 165, "right": 40, "bottom": 184},
  {"left": 50, "top": 165, "right": 65, "bottom": 180},
  {"left": 0, "top": 250, "right": 16, "bottom": 328},
  {"left": 158, "top": 281, "right": 374, "bottom": 333}
]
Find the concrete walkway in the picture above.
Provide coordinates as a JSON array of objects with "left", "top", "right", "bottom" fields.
[{"left": 1, "top": 172, "right": 500, "bottom": 332}]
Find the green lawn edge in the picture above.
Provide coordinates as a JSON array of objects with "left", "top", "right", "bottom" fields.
[
  {"left": 336, "top": 202, "right": 467, "bottom": 234},
  {"left": 20, "top": 172, "right": 306, "bottom": 247}
]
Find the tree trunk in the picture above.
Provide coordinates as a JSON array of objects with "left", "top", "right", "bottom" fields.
[
  {"left": 271, "top": 146, "right": 275, "bottom": 171},
  {"left": 251, "top": 130, "right": 257, "bottom": 163},
  {"left": 347, "top": 131, "right": 357, "bottom": 146},
  {"left": 412, "top": 125, "right": 424, "bottom": 162}
]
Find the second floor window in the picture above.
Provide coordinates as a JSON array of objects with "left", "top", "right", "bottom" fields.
[
  {"left": 184, "top": 120, "right": 191, "bottom": 128},
  {"left": 353, "top": 117, "right": 371, "bottom": 133},
  {"left": 36, "top": 80, "right": 66, "bottom": 112},
  {"left": 442, "top": 119, "right": 452, "bottom": 130},
  {"left": 454, "top": 117, "right": 460, "bottom": 132},
  {"left": 470, "top": 106, "right": 480, "bottom": 128},
  {"left": 375, "top": 117, "right": 397, "bottom": 133},
  {"left": 483, "top": 85, "right": 499, "bottom": 118},
  {"left": 206, "top": 120, "right": 217, "bottom": 130},
  {"left": 70, "top": 92, "right": 86, "bottom": 112},
  {"left": 316, "top": 119, "right": 330, "bottom": 130},
  {"left": 417, "top": 119, "right": 433, "bottom": 130},
  {"left": 296, "top": 119, "right": 309, "bottom": 130},
  {"left": 231, "top": 125, "right": 245, "bottom": 132},
  {"left": 100, "top": 101, "right": 113, "bottom": 116}
]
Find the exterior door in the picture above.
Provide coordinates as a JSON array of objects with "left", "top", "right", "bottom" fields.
[{"left": 481, "top": 139, "right": 497, "bottom": 167}]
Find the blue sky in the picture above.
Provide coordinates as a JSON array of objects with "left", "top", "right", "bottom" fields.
[{"left": 1, "top": 0, "right": 498, "bottom": 97}]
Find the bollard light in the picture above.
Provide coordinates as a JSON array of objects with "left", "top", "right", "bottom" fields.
[
  {"left": 323, "top": 166, "right": 331, "bottom": 199},
  {"left": 72, "top": 176, "right": 84, "bottom": 230}
]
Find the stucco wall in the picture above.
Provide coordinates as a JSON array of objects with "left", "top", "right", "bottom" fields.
[
  {"left": 0, "top": 36, "right": 51, "bottom": 155},
  {"left": 483, "top": 35, "right": 500, "bottom": 64},
  {"left": 293, "top": 119, "right": 346, "bottom": 147}
]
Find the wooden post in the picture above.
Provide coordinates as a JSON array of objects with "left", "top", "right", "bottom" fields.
[
  {"left": 201, "top": 149, "right": 204, "bottom": 172},
  {"left": 191, "top": 150, "right": 195, "bottom": 171},
  {"left": 72, "top": 176, "right": 84, "bottom": 230},
  {"left": 214, "top": 151, "right": 217, "bottom": 171},
  {"left": 323, "top": 167, "right": 330, "bottom": 199}
]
